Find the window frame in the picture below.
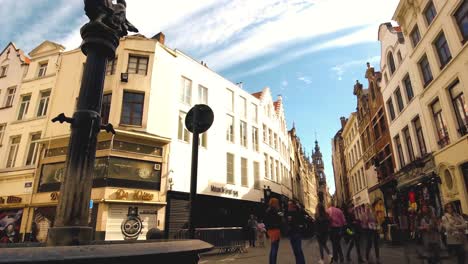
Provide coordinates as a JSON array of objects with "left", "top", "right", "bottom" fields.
[
  {"left": 403, "top": 126, "right": 415, "bottom": 162},
  {"left": 419, "top": 55, "right": 433, "bottom": 87},
  {"left": 4, "top": 86, "right": 16, "bottom": 107},
  {"left": 17, "top": 94, "right": 31, "bottom": 120},
  {"left": 252, "top": 126, "right": 259, "bottom": 152},
  {"left": 127, "top": 55, "right": 149, "bottom": 75},
  {"left": 120, "top": 91, "right": 144, "bottom": 126},
  {"left": 226, "top": 114, "right": 235, "bottom": 143},
  {"left": 431, "top": 99, "right": 450, "bottom": 148},
  {"left": 198, "top": 85, "right": 208, "bottom": 105},
  {"left": 37, "top": 62, "right": 48, "bottom": 78},
  {"left": 448, "top": 79, "right": 467, "bottom": 136},
  {"left": 106, "top": 57, "right": 117, "bottom": 75},
  {"left": 424, "top": 1, "right": 437, "bottom": 26},
  {"left": 387, "top": 52, "right": 396, "bottom": 75},
  {"left": 178, "top": 111, "right": 190, "bottom": 143},
  {"left": 403, "top": 74, "right": 414, "bottom": 102},
  {"left": 0, "top": 123, "right": 6, "bottom": 145},
  {"left": 387, "top": 98, "right": 396, "bottom": 121},
  {"left": 240, "top": 121, "right": 247, "bottom": 147},
  {"left": 394, "top": 135, "right": 405, "bottom": 168},
  {"left": 101, "top": 93, "right": 112, "bottom": 124},
  {"left": 241, "top": 157, "right": 248, "bottom": 187},
  {"left": 180, "top": 77, "right": 192, "bottom": 105},
  {"left": 454, "top": 0, "right": 468, "bottom": 43},
  {"left": 6, "top": 136, "right": 21, "bottom": 168},
  {"left": 412, "top": 116, "right": 427, "bottom": 156},
  {"left": 395, "top": 87, "right": 405, "bottom": 113},
  {"left": 433, "top": 31, "right": 452, "bottom": 69},
  {"left": 226, "top": 153, "right": 235, "bottom": 184},
  {"left": 0, "top": 65, "right": 8, "bottom": 77},
  {"left": 410, "top": 25, "right": 422, "bottom": 48},
  {"left": 36, "top": 90, "right": 51, "bottom": 117},
  {"left": 25, "top": 133, "right": 41, "bottom": 166}
]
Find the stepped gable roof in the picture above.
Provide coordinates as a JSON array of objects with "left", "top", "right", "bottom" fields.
[
  {"left": 1, "top": 42, "right": 30, "bottom": 65},
  {"left": 251, "top": 91, "right": 263, "bottom": 99}
]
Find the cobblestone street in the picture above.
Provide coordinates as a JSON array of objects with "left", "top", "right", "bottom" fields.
[{"left": 200, "top": 238, "right": 466, "bottom": 264}]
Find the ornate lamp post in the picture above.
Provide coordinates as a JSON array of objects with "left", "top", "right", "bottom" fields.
[{"left": 47, "top": 0, "right": 138, "bottom": 246}]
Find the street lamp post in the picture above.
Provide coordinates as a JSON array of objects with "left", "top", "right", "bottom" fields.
[{"left": 46, "top": 0, "right": 138, "bottom": 246}]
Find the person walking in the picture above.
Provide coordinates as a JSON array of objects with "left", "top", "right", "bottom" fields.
[
  {"left": 264, "top": 198, "right": 283, "bottom": 264},
  {"left": 257, "top": 219, "right": 266, "bottom": 247},
  {"left": 441, "top": 203, "right": 466, "bottom": 264},
  {"left": 344, "top": 204, "right": 364, "bottom": 263},
  {"left": 315, "top": 203, "right": 332, "bottom": 264},
  {"left": 364, "top": 203, "right": 380, "bottom": 263},
  {"left": 247, "top": 214, "right": 258, "bottom": 247},
  {"left": 418, "top": 205, "right": 440, "bottom": 264},
  {"left": 286, "top": 201, "right": 306, "bottom": 264},
  {"left": 327, "top": 202, "right": 346, "bottom": 263}
]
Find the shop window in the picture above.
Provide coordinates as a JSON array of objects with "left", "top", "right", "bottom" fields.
[
  {"left": 412, "top": 116, "right": 427, "bottom": 156},
  {"left": 112, "top": 140, "right": 162, "bottom": 156},
  {"left": 36, "top": 90, "right": 51, "bottom": 117},
  {"left": 403, "top": 127, "right": 415, "bottom": 162},
  {"left": 0, "top": 209, "right": 23, "bottom": 243},
  {"left": 240, "top": 121, "right": 247, "bottom": 147},
  {"left": 431, "top": 99, "right": 450, "bottom": 148},
  {"left": 6, "top": 136, "right": 21, "bottom": 168},
  {"left": 226, "top": 153, "right": 234, "bottom": 184},
  {"left": 424, "top": 1, "right": 437, "bottom": 25},
  {"left": 254, "top": 161, "right": 260, "bottom": 189},
  {"left": 101, "top": 93, "right": 112, "bottom": 124},
  {"left": 454, "top": 0, "right": 468, "bottom": 43},
  {"left": 4, "top": 86, "right": 16, "bottom": 107},
  {"left": 386, "top": 98, "right": 396, "bottom": 121},
  {"left": 127, "top": 55, "right": 148, "bottom": 75},
  {"left": 241, "top": 157, "right": 248, "bottom": 187},
  {"left": 434, "top": 31, "right": 452, "bottom": 68},
  {"left": 226, "top": 114, "right": 234, "bottom": 143},
  {"left": 17, "top": 94, "right": 31, "bottom": 120},
  {"left": 179, "top": 111, "right": 190, "bottom": 143},
  {"left": 444, "top": 169, "right": 454, "bottom": 190},
  {"left": 25, "top": 133, "right": 41, "bottom": 166},
  {"left": 106, "top": 57, "right": 117, "bottom": 75},
  {"left": 419, "top": 55, "right": 433, "bottom": 87},
  {"left": 198, "top": 85, "right": 208, "bottom": 105},
  {"left": 120, "top": 91, "right": 144, "bottom": 126},
  {"left": 180, "top": 77, "right": 192, "bottom": 105},
  {"left": 403, "top": 74, "right": 414, "bottom": 102},
  {"left": 448, "top": 79, "right": 468, "bottom": 136}
]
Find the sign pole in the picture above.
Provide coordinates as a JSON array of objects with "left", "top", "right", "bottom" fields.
[{"left": 188, "top": 108, "right": 199, "bottom": 239}]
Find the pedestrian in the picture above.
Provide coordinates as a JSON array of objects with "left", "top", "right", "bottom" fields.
[
  {"left": 441, "top": 203, "right": 466, "bottom": 264},
  {"left": 286, "top": 201, "right": 306, "bottom": 264},
  {"left": 344, "top": 204, "right": 364, "bottom": 263},
  {"left": 327, "top": 202, "right": 346, "bottom": 263},
  {"left": 315, "top": 203, "right": 332, "bottom": 264},
  {"left": 364, "top": 203, "right": 380, "bottom": 263},
  {"left": 418, "top": 204, "right": 440, "bottom": 264},
  {"left": 247, "top": 214, "right": 258, "bottom": 247},
  {"left": 264, "top": 198, "right": 283, "bottom": 264},
  {"left": 257, "top": 219, "right": 266, "bottom": 247}
]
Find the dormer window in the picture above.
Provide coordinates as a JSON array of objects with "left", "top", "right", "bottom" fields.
[{"left": 38, "top": 62, "right": 48, "bottom": 77}]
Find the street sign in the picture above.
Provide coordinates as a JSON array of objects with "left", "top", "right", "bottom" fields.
[{"left": 185, "top": 104, "right": 214, "bottom": 134}]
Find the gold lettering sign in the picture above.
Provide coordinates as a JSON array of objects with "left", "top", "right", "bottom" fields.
[
  {"left": 6, "top": 196, "right": 22, "bottom": 204},
  {"left": 133, "top": 190, "right": 154, "bottom": 201},
  {"left": 50, "top": 192, "right": 60, "bottom": 201},
  {"left": 115, "top": 189, "right": 129, "bottom": 200}
]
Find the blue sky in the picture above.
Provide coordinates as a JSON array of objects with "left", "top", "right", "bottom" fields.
[{"left": 0, "top": 0, "right": 400, "bottom": 193}]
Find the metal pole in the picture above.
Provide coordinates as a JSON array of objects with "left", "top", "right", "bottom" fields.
[{"left": 188, "top": 108, "right": 199, "bottom": 239}]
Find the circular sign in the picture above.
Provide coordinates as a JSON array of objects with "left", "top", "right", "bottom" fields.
[
  {"left": 121, "top": 216, "right": 143, "bottom": 240},
  {"left": 185, "top": 104, "right": 214, "bottom": 133}
]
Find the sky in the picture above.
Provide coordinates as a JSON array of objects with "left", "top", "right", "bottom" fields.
[{"left": 0, "top": 0, "right": 401, "bottom": 194}]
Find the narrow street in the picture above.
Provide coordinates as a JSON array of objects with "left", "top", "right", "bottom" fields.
[{"left": 200, "top": 238, "right": 466, "bottom": 264}]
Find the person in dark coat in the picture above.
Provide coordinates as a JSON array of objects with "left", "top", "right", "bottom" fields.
[
  {"left": 315, "top": 203, "right": 332, "bottom": 264},
  {"left": 286, "top": 201, "right": 306, "bottom": 264},
  {"left": 264, "top": 198, "right": 283, "bottom": 264},
  {"left": 344, "top": 204, "right": 364, "bottom": 262}
]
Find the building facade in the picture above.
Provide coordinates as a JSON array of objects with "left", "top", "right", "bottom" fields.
[
  {"left": 392, "top": 0, "right": 468, "bottom": 214},
  {"left": 331, "top": 117, "right": 351, "bottom": 208}
]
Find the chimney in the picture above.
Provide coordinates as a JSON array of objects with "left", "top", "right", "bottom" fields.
[
  {"left": 152, "top": 32, "right": 165, "bottom": 45},
  {"left": 340, "top": 116, "right": 347, "bottom": 129}
]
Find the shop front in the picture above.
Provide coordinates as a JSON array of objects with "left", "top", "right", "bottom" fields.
[{"left": 0, "top": 195, "right": 29, "bottom": 243}]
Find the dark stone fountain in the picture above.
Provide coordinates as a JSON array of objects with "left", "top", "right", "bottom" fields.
[{"left": 0, "top": 1, "right": 212, "bottom": 262}]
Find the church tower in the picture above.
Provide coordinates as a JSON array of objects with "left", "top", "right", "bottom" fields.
[{"left": 313, "top": 140, "right": 328, "bottom": 203}]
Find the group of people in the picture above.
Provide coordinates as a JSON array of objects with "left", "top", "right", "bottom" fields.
[{"left": 260, "top": 198, "right": 466, "bottom": 264}]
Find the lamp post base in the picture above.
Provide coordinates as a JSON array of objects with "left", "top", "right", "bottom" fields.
[{"left": 46, "top": 226, "right": 93, "bottom": 246}]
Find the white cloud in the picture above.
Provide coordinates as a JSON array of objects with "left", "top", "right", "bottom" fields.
[
  {"left": 331, "top": 55, "right": 381, "bottom": 81},
  {"left": 298, "top": 76, "right": 312, "bottom": 85}
]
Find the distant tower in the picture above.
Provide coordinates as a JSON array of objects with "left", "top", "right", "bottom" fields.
[{"left": 312, "top": 140, "right": 327, "bottom": 203}]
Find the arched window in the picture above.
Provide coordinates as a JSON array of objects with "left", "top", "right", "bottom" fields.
[{"left": 388, "top": 52, "right": 396, "bottom": 75}]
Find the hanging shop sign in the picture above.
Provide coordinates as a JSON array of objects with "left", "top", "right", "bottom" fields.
[{"left": 210, "top": 185, "right": 239, "bottom": 197}]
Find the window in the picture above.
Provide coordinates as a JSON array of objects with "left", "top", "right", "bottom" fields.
[
  {"left": 226, "top": 89, "right": 234, "bottom": 112},
  {"left": 0, "top": 123, "right": 5, "bottom": 145},
  {"left": 251, "top": 103, "right": 258, "bottom": 123},
  {"left": 270, "top": 157, "right": 275, "bottom": 181},
  {"left": 254, "top": 161, "right": 260, "bottom": 189},
  {"left": 36, "top": 90, "right": 51, "bottom": 117},
  {"left": 424, "top": 1, "right": 437, "bottom": 25},
  {"left": 38, "top": 62, "right": 48, "bottom": 77},
  {"left": 101, "top": 93, "right": 112, "bottom": 124},
  {"left": 252, "top": 126, "right": 259, "bottom": 151},
  {"left": 198, "top": 85, "right": 208, "bottom": 104},
  {"left": 240, "top": 121, "right": 247, "bottom": 147},
  {"left": 6, "top": 136, "right": 21, "bottom": 168},
  {"left": 26, "top": 133, "right": 41, "bottom": 166},
  {"left": 263, "top": 124, "right": 267, "bottom": 142},
  {"left": 395, "top": 88, "right": 404, "bottom": 112},
  {"left": 454, "top": 0, "right": 468, "bottom": 43},
  {"left": 373, "top": 122, "right": 380, "bottom": 140},
  {"left": 275, "top": 160, "right": 280, "bottom": 183},
  {"left": 403, "top": 127, "right": 415, "bottom": 162},
  {"left": 431, "top": 99, "right": 450, "bottom": 148},
  {"left": 410, "top": 25, "right": 422, "bottom": 47},
  {"left": 269, "top": 129, "right": 273, "bottom": 146},
  {"left": 388, "top": 52, "right": 396, "bottom": 75},
  {"left": 180, "top": 77, "right": 192, "bottom": 105},
  {"left": 4, "top": 87, "right": 16, "bottom": 107},
  {"left": 121, "top": 92, "right": 144, "bottom": 126},
  {"left": 264, "top": 154, "right": 269, "bottom": 178},
  {"left": 199, "top": 132, "right": 207, "bottom": 148},
  {"left": 394, "top": 135, "right": 405, "bottom": 168},
  {"left": 239, "top": 96, "right": 247, "bottom": 119},
  {"left": 178, "top": 111, "right": 190, "bottom": 142},
  {"left": 434, "top": 32, "right": 452, "bottom": 68},
  {"left": 0, "top": 65, "right": 8, "bottom": 77},
  {"left": 226, "top": 153, "right": 234, "bottom": 184},
  {"left": 387, "top": 98, "right": 396, "bottom": 121},
  {"left": 449, "top": 79, "right": 467, "bottom": 136},
  {"left": 241, "top": 158, "right": 248, "bottom": 186},
  {"left": 106, "top": 57, "right": 117, "bottom": 75},
  {"left": 274, "top": 133, "right": 278, "bottom": 150},
  {"left": 419, "top": 55, "right": 433, "bottom": 87},
  {"left": 403, "top": 75, "right": 414, "bottom": 101},
  {"left": 226, "top": 114, "right": 234, "bottom": 142},
  {"left": 413, "top": 116, "right": 427, "bottom": 156},
  {"left": 17, "top": 94, "right": 31, "bottom": 120},
  {"left": 127, "top": 55, "right": 148, "bottom": 75},
  {"left": 397, "top": 50, "right": 402, "bottom": 63}
]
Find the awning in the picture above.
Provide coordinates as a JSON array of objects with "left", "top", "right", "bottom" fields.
[{"left": 397, "top": 172, "right": 440, "bottom": 191}]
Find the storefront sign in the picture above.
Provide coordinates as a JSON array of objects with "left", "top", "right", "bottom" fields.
[
  {"left": 50, "top": 192, "right": 60, "bottom": 201},
  {"left": 6, "top": 196, "right": 22, "bottom": 204},
  {"left": 133, "top": 190, "right": 154, "bottom": 201},
  {"left": 210, "top": 185, "right": 239, "bottom": 197},
  {"left": 114, "top": 189, "right": 129, "bottom": 200}
]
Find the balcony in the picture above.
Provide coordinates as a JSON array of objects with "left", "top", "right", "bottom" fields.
[{"left": 437, "top": 135, "right": 450, "bottom": 148}]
